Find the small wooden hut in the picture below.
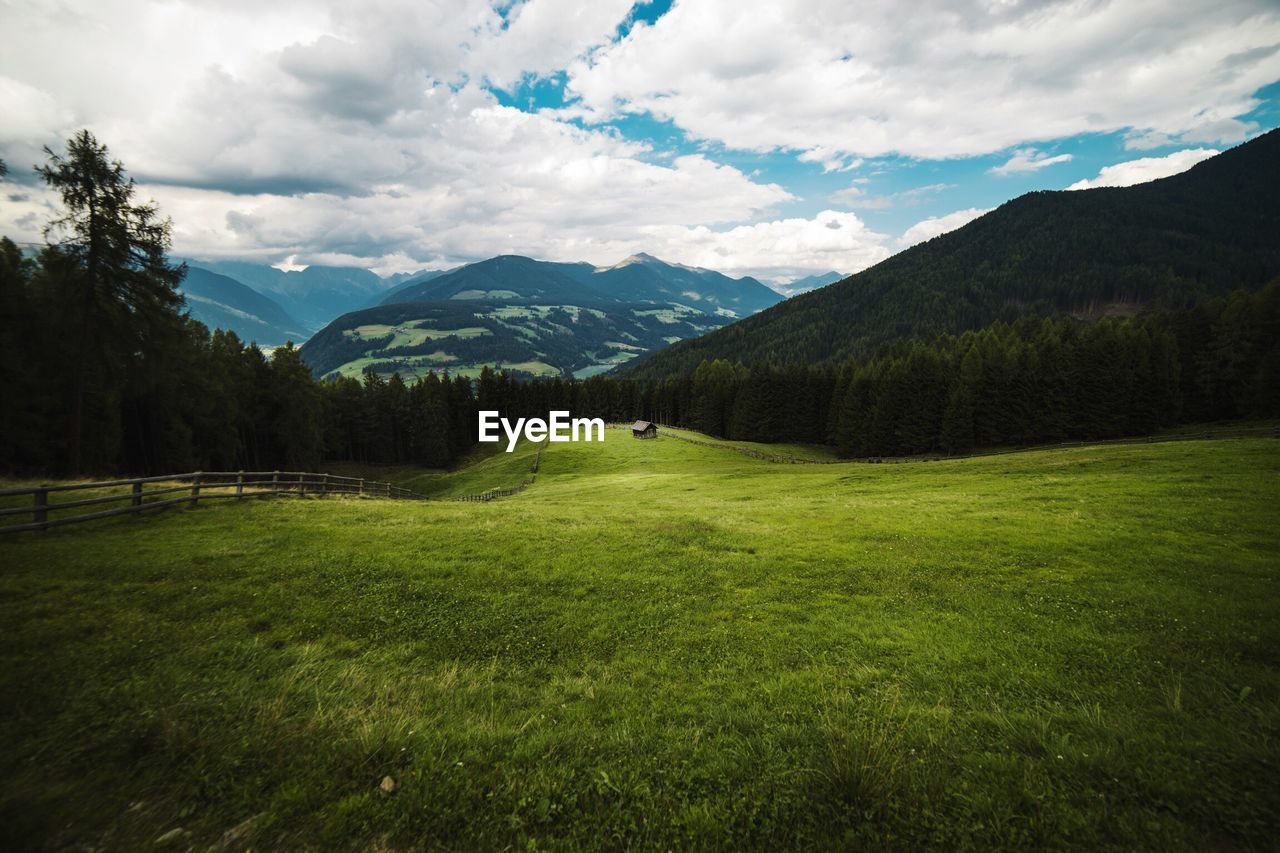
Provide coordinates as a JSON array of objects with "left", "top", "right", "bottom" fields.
[{"left": 631, "top": 420, "right": 658, "bottom": 439}]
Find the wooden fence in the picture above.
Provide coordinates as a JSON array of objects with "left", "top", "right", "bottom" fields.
[
  {"left": 452, "top": 446, "right": 543, "bottom": 503},
  {"left": 0, "top": 470, "right": 427, "bottom": 535},
  {"left": 656, "top": 424, "right": 1280, "bottom": 466}
]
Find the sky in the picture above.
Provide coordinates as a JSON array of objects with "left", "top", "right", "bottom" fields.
[{"left": 1, "top": 0, "right": 1278, "bottom": 284}]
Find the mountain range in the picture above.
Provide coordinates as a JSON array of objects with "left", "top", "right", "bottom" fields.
[
  {"left": 179, "top": 267, "right": 308, "bottom": 345},
  {"left": 183, "top": 260, "right": 401, "bottom": 332},
  {"left": 383, "top": 253, "right": 781, "bottom": 317},
  {"left": 297, "top": 253, "right": 781, "bottom": 380},
  {"left": 175, "top": 250, "right": 782, "bottom": 359},
  {"left": 625, "top": 128, "right": 1280, "bottom": 379}
]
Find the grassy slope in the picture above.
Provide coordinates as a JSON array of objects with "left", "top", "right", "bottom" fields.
[
  {"left": 657, "top": 426, "right": 841, "bottom": 461},
  {"left": 1, "top": 435, "right": 1278, "bottom": 849},
  {"left": 319, "top": 439, "right": 542, "bottom": 499}
]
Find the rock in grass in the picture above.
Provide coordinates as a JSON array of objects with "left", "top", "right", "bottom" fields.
[
  {"left": 379, "top": 775, "right": 398, "bottom": 795},
  {"left": 155, "top": 827, "right": 187, "bottom": 845}
]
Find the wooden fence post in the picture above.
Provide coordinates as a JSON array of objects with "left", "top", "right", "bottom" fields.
[
  {"left": 33, "top": 487, "right": 48, "bottom": 530},
  {"left": 131, "top": 481, "right": 143, "bottom": 508},
  {"left": 298, "top": 473, "right": 305, "bottom": 496},
  {"left": 236, "top": 470, "right": 244, "bottom": 498},
  {"left": 272, "top": 470, "right": 280, "bottom": 493},
  {"left": 359, "top": 478, "right": 365, "bottom": 496},
  {"left": 321, "top": 473, "right": 329, "bottom": 496},
  {"left": 191, "top": 473, "right": 202, "bottom": 507}
]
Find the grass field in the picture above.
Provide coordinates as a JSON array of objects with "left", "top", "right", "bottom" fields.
[
  {"left": 1, "top": 433, "right": 1278, "bottom": 849},
  {"left": 343, "top": 324, "right": 491, "bottom": 348},
  {"left": 658, "top": 425, "right": 842, "bottom": 462}
]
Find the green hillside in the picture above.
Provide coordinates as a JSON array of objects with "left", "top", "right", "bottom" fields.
[
  {"left": 299, "top": 298, "right": 730, "bottom": 380},
  {"left": 627, "top": 129, "right": 1280, "bottom": 378},
  {"left": 2, "top": 433, "right": 1277, "bottom": 848}
]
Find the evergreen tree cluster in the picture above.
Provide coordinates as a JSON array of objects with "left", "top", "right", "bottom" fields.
[
  {"left": 0, "top": 132, "right": 481, "bottom": 477},
  {"left": 606, "top": 284, "right": 1279, "bottom": 456}
]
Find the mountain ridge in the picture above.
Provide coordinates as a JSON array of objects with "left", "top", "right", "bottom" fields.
[
  {"left": 624, "top": 129, "right": 1280, "bottom": 379},
  {"left": 383, "top": 253, "right": 783, "bottom": 318},
  {"left": 184, "top": 260, "right": 402, "bottom": 332},
  {"left": 179, "top": 266, "right": 307, "bottom": 346},
  {"left": 298, "top": 296, "right": 732, "bottom": 381}
]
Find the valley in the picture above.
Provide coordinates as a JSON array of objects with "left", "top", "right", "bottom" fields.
[
  {"left": 296, "top": 255, "right": 765, "bottom": 380},
  {"left": 175, "top": 252, "right": 777, "bottom": 377}
]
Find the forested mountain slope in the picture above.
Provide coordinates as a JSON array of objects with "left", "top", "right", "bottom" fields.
[
  {"left": 626, "top": 129, "right": 1280, "bottom": 379},
  {"left": 386, "top": 256, "right": 603, "bottom": 305},
  {"left": 299, "top": 298, "right": 731, "bottom": 381},
  {"left": 383, "top": 253, "right": 782, "bottom": 318},
  {"left": 180, "top": 266, "right": 306, "bottom": 345}
]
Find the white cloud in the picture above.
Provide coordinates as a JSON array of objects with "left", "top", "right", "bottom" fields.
[
  {"left": 644, "top": 209, "right": 894, "bottom": 282},
  {"left": 827, "top": 185, "right": 893, "bottom": 209},
  {"left": 989, "top": 148, "right": 1073, "bottom": 175},
  {"left": 0, "top": 78, "right": 72, "bottom": 148},
  {"left": 1067, "top": 148, "right": 1220, "bottom": 190},
  {"left": 1126, "top": 113, "right": 1260, "bottom": 151},
  {"left": 1, "top": 0, "right": 1275, "bottom": 280},
  {"left": 567, "top": 0, "right": 1280, "bottom": 160},
  {"left": 898, "top": 207, "right": 990, "bottom": 248},
  {"left": 829, "top": 181, "right": 952, "bottom": 209},
  {"left": 797, "top": 148, "right": 863, "bottom": 173},
  {"left": 465, "top": 0, "right": 636, "bottom": 89},
  {"left": 139, "top": 138, "right": 792, "bottom": 266},
  {"left": 0, "top": 0, "right": 793, "bottom": 272}
]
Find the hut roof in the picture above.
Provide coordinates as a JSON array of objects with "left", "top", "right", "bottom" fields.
[{"left": 631, "top": 420, "right": 656, "bottom": 431}]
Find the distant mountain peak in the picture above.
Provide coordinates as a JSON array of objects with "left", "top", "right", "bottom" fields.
[
  {"left": 595, "top": 252, "right": 654, "bottom": 272},
  {"left": 597, "top": 252, "right": 704, "bottom": 273}
]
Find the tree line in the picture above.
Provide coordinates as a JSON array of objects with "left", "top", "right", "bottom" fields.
[
  {"left": 593, "top": 285, "right": 1278, "bottom": 456},
  {"left": 336, "top": 284, "right": 1278, "bottom": 461},
  {"left": 0, "top": 132, "right": 480, "bottom": 476}
]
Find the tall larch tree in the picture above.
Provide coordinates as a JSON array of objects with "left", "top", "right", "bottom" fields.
[{"left": 37, "top": 130, "right": 186, "bottom": 473}]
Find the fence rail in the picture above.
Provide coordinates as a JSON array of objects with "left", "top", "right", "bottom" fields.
[
  {"left": 452, "top": 446, "right": 543, "bottom": 503},
  {"left": 0, "top": 470, "right": 428, "bottom": 535},
  {"left": 656, "top": 424, "right": 1280, "bottom": 466}
]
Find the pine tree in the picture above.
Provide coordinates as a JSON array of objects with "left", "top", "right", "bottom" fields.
[{"left": 37, "top": 130, "right": 186, "bottom": 472}]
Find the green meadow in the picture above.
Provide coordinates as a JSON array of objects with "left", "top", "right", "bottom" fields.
[{"left": 1, "top": 432, "right": 1278, "bottom": 849}]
